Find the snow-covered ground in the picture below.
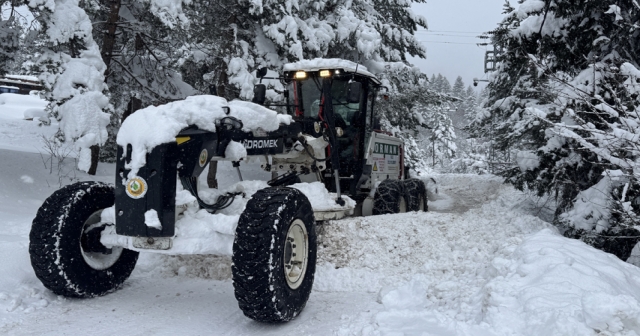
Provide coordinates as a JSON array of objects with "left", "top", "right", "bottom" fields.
[{"left": 2, "top": 94, "right": 640, "bottom": 335}]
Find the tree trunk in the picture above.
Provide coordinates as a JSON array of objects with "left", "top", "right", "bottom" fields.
[
  {"left": 101, "top": 0, "right": 122, "bottom": 77},
  {"left": 87, "top": 145, "right": 100, "bottom": 175}
]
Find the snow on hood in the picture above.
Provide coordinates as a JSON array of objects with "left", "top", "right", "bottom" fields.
[{"left": 116, "top": 95, "right": 292, "bottom": 178}]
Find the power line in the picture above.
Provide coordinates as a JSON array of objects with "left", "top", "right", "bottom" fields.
[
  {"left": 417, "top": 30, "right": 487, "bottom": 34},
  {"left": 415, "top": 33, "right": 484, "bottom": 38},
  {"left": 417, "top": 40, "right": 482, "bottom": 45}
]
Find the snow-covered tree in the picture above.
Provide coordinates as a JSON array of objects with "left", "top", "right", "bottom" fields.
[
  {"left": 83, "top": 0, "right": 197, "bottom": 161},
  {"left": 376, "top": 64, "right": 456, "bottom": 171},
  {"left": 452, "top": 76, "right": 465, "bottom": 99},
  {"left": 477, "top": 0, "right": 640, "bottom": 260},
  {"left": 0, "top": 2, "right": 21, "bottom": 76},
  {"left": 177, "top": 0, "right": 429, "bottom": 100},
  {"left": 422, "top": 102, "right": 457, "bottom": 166},
  {"left": 11, "top": 0, "right": 431, "bottom": 172},
  {"left": 26, "top": 0, "right": 113, "bottom": 174}
]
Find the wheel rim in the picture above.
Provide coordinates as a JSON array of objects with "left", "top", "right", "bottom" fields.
[
  {"left": 418, "top": 194, "right": 425, "bottom": 211},
  {"left": 80, "top": 209, "right": 123, "bottom": 270},
  {"left": 399, "top": 196, "right": 407, "bottom": 213},
  {"left": 283, "top": 219, "right": 309, "bottom": 290}
]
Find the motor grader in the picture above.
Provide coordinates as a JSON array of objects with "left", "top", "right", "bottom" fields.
[{"left": 29, "top": 59, "right": 429, "bottom": 323}]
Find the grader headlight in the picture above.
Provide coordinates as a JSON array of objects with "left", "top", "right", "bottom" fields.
[
  {"left": 295, "top": 71, "right": 307, "bottom": 79},
  {"left": 319, "top": 70, "right": 331, "bottom": 77}
]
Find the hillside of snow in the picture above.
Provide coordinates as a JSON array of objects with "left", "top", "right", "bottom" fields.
[{"left": 2, "top": 94, "right": 640, "bottom": 335}]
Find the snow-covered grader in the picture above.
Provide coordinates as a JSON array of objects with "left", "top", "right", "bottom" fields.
[{"left": 29, "top": 59, "right": 429, "bottom": 322}]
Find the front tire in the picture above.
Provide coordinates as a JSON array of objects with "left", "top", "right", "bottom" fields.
[
  {"left": 29, "top": 181, "right": 139, "bottom": 298},
  {"left": 232, "top": 187, "right": 317, "bottom": 323}
]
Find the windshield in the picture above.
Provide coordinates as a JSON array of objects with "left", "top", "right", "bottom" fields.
[{"left": 287, "top": 77, "right": 361, "bottom": 124}]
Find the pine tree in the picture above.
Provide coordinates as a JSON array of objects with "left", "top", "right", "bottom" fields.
[
  {"left": 422, "top": 103, "right": 457, "bottom": 167},
  {"left": 477, "top": 0, "right": 640, "bottom": 260},
  {"left": 463, "top": 85, "right": 478, "bottom": 122},
  {"left": 452, "top": 76, "right": 465, "bottom": 99},
  {"left": 440, "top": 76, "right": 451, "bottom": 95}
]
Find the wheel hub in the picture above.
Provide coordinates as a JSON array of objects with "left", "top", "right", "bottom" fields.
[
  {"left": 80, "top": 209, "right": 123, "bottom": 270},
  {"left": 283, "top": 219, "right": 309, "bottom": 290}
]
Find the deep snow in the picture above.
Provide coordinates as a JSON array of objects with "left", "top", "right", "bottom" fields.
[{"left": 2, "top": 94, "right": 640, "bottom": 335}]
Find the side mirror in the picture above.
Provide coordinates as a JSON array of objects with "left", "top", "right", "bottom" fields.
[
  {"left": 253, "top": 84, "right": 266, "bottom": 105},
  {"left": 347, "top": 82, "right": 362, "bottom": 104},
  {"left": 256, "top": 67, "right": 268, "bottom": 79}
]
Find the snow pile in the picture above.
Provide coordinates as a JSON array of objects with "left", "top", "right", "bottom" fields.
[
  {"left": 116, "top": 95, "right": 292, "bottom": 177},
  {"left": 0, "top": 93, "right": 47, "bottom": 120},
  {"left": 23, "top": 108, "right": 47, "bottom": 121},
  {"left": 339, "top": 230, "right": 640, "bottom": 335},
  {"left": 316, "top": 175, "right": 548, "bottom": 295},
  {"left": 0, "top": 93, "right": 58, "bottom": 153},
  {"left": 291, "top": 182, "right": 356, "bottom": 212},
  {"left": 334, "top": 182, "right": 640, "bottom": 336},
  {"left": 474, "top": 229, "right": 640, "bottom": 335}
]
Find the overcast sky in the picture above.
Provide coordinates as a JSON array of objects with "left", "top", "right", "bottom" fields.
[{"left": 410, "top": 0, "right": 509, "bottom": 89}]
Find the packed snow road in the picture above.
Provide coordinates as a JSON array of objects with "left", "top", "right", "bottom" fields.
[{"left": 2, "top": 108, "right": 640, "bottom": 334}]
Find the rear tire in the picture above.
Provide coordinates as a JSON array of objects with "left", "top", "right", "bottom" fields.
[
  {"left": 29, "top": 182, "right": 139, "bottom": 298},
  {"left": 373, "top": 179, "right": 407, "bottom": 215},
  {"left": 232, "top": 187, "right": 317, "bottom": 323},
  {"left": 404, "top": 179, "right": 428, "bottom": 212}
]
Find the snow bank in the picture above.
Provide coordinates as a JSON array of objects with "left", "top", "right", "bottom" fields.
[
  {"left": 354, "top": 228, "right": 640, "bottom": 335},
  {"left": 116, "top": 95, "right": 292, "bottom": 178},
  {"left": 478, "top": 229, "right": 640, "bottom": 335},
  {"left": 0, "top": 93, "right": 47, "bottom": 120}
]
